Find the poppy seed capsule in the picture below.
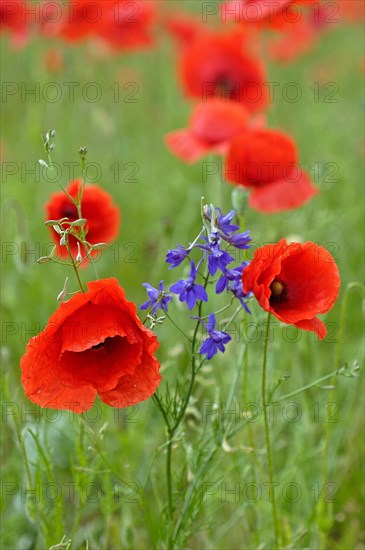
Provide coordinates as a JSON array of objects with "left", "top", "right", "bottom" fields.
[
  {"left": 269, "top": 279, "right": 288, "bottom": 304},
  {"left": 270, "top": 280, "right": 284, "bottom": 297}
]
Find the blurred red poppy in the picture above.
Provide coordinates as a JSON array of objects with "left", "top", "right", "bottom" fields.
[
  {"left": 163, "top": 11, "right": 207, "bottom": 46},
  {"left": 45, "top": 179, "right": 120, "bottom": 264},
  {"left": 57, "top": 0, "right": 103, "bottom": 42},
  {"left": 267, "top": 1, "right": 337, "bottom": 62},
  {"left": 0, "top": 0, "right": 29, "bottom": 46},
  {"left": 242, "top": 239, "right": 340, "bottom": 339},
  {"left": 43, "top": 48, "right": 65, "bottom": 74},
  {"left": 99, "top": 0, "right": 156, "bottom": 51},
  {"left": 165, "top": 99, "right": 250, "bottom": 163},
  {"left": 178, "top": 31, "right": 268, "bottom": 113},
  {"left": 43, "top": 0, "right": 156, "bottom": 49},
  {"left": 20, "top": 278, "right": 161, "bottom": 412},
  {"left": 268, "top": 19, "right": 318, "bottom": 62},
  {"left": 221, "top": 0, "right": 313, "bottom": 29},
  {"left": 225, "top": 128, "right": 318, "bottom": 212},
  {"left": 339, "top": 0, "right": 365, "bottom": 22}
]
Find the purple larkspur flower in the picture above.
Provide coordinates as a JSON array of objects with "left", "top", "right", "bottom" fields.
[
  {"left": 166, "top": 245, "right": 190, "bottom": 269},
  {"left": 198, "top": 313, "right": 232, "bottom": 360},
  {"left": 206, "top": 238, "right": 235, "bottom": 276},
  {"left": 216, "top": 265, "right": 244, "bottom": 294},
  {"left": 140, "top": 281, "right": 172, "bottom": 315},
  {"left": 222, "top": 230, "right": 251, "bottom": 249},
  {"left": 170, "top": 260, "right": 208, "bottom": 310},
  {"left": 204, "top": 206, "right": 239, "bottom": 235},
  {"left": 230, "top": 279, "right": 251, "bottom": 313},
  {"left": 216, "top": 208, "right": 239, "bottom": 235}
]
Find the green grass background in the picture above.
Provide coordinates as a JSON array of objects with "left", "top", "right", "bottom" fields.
[{"left": 1, "top": 1, "right": 364, "bottom": 548}]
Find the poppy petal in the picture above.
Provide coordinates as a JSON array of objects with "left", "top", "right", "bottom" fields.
[
  {"left": 248, "top": 169, "right": 318, "bottom": 212},
  {"left": 98, "top": 351, "right": 161, "bottom": 408},
  {"left": 20, "top": 334, "right": 97, "bottom": 413},
  {"left": 294, "top": 317, "right": 327, "bottom": 340},
  {"left": 165, "top": 130, "right": 209, "bottom": 163}
]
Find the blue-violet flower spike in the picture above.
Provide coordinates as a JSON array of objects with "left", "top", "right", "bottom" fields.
[
  {"left": 166, "top": 245, "right": 190, "bottom": 269},
  {"left": 199, "top": 313, "right": 232, "bottom": 360},
  {"left": 170, "top": 260, "right": 208, "bottom": 310},
  {"left": 140, "top": 281, "right": 172, "bottom": 314}
]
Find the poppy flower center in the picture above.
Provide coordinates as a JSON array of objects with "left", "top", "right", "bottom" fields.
[
  {"left": 62, "top": 204, "right": 78, "bottom": 220},
  {"left": 215, "top": 74, "right": 236, "bottom": 99},
  {"left": 269, "top": 278, "right": 288, "bottom": 304},
  {"left": 89, "top": 337, "right": 114, "bottom": 352}
]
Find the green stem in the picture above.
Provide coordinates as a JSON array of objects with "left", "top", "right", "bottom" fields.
[
  {"left": 152, "top": 393, "right": 171, "bottom": 431},
  {"left": 262, "top": 313, "right": 280, "bottom": 549},
  {"left": 172, "top": 447, "right": 217, "bottom": 543},
  {"left": 65, "top": 236, "right": 86, "bottom": 293},
  {"left": 165, "top": 312, "right": 192, "bottom": 343},
  {"left": 27, "top": 430, "right": 64, "bottom": 538},
  {"left": 270, "top": 370, "right": 340, "bottom": 404},
  {"left": 164, "top": 271, "right": 210, "bottom": 541},
  {"left": 200, "top": 300, "right": 233, "bottom": 319},
  {"left": 242, "top": 313, "right": 266, "bottom": 487},
  {"left": 46, "top": 151, "right": 77, "bottom": 206},
  {"left": 224, "top": 303, "right": 244, "bottom": 332},
  {"left": 166, "top": 433, "right": 173, "bottom": 522}
]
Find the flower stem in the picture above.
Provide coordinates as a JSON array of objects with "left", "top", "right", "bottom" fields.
[
  {"left": 262, "top": 313, "right": 280, "bottom": 548},
  {"left": 270, "top": 370, "right": 340, "bottom": 404},
  {"left": 166, "top": 433, "right": 173, "bottom": 522},
  {"left": 164, "top": 271, "right": 209, "bottom": 544},
  {"left": 65, "top": 237, "right": 86, "bottom": 293},
  {"left": 165, "top": 312, "right": 192, "bottom": 343}
]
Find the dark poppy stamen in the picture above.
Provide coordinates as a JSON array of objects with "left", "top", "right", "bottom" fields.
[
  {"left": 215, "top": 75, "right": 237, "bottom": 99},
  {"left": 89, "top": 336, "right": 117, "bottom": 351},
  {"left": 90, "top": 341, "right": 105, "bottom": 350},
  {"left": 62, "top": 205, "right": 77, "bottom": 219},
  {"left": 269, "top": 278, "right": 288, "bottom": 305}
]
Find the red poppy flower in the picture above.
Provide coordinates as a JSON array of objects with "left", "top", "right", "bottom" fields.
[
  {"left": 99, "top": 0, "right": 156, "bottom": 51},
  {"left": 225, "top": 129, "right": 318, "bottom": 212},
  {"left": 57, "top": 0, "right": 104, "bottom": 42},
  {"left": 45, "top": 179, "right": 120, "bottom": 264},
  {"left": 165, "top": 99, "right": 250, "bottom": 163},
  {"left": 267, "top": 1, "right": 336, "bottom": 63},
  {"left": 178, "top": 31, "right": 268, "bottom": 113},
  {"left": 221, "top": 0, "right": 314, "bottom": 29},
  {"left": 242, "top": 239, "right": 340, "bottom": 339},
  {"left": 163, "top": 11, "right": 207, "bottom": 46},
  {"left": 268, "top": 19, "right": 318, "bottom": 62},
  {"left": 20, "top": 278, "right": 161, "bottom": 413},
  {"left": 0, "top": 0, "right": 29, "bottom": 46}
]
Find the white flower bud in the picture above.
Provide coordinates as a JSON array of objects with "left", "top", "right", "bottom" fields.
[
  {"left": 76, "top": 242, "right": 82, "bottom": 263},
  {"left": 91, "top": 243, "right": 108, "bottom": 250},
  {"left": 57, "top": 277, "right": 69, "bottom": 302},
  {"left": 70, "top": 218, "right": 87, "bottom": 227},
  {"left": 53, "top": 224, "right": 63, "bottom": 235},
  {"left": 37, "top": 256, "right": 52, "bottom": 264}
]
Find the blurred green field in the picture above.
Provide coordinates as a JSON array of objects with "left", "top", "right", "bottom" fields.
[{"left": 1, "top": 2, "right": 364, "bottom": 549}]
